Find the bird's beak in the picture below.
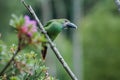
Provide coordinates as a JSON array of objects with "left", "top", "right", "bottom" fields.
[{"left": 63, "top": 22, "right": 77, "bottom": 29}]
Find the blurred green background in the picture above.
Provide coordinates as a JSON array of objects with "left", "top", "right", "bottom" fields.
[{"left": 0, "top": 0, "right": 120, "bottom": 80}]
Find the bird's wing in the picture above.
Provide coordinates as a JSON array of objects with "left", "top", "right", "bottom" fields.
[
  {"left": 41, "top": 19, "right": 56, "bottom": 60},
  {"left": 44, "top": 20, "right": 54, "bottom": 28},
  {"left": 41, "top": 20, "right": 53, "bottom": 60}
]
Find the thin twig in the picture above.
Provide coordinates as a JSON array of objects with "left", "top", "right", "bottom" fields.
[
  {"left": 0, "top": 48, "right": 20, "bottom": 76},
  {"left": 115, "top": 0, "right": 120, "bottom": 11},
  {"left": 19, "top": 0, "right": 78, "bottom": 80}
]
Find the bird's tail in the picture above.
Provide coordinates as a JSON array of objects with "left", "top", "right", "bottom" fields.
[{"left": 41, "top": 43, "right": 48, "bottom": 60}]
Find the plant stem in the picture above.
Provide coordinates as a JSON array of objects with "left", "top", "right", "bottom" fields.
[
  {"left": 19, "top": 0, "right": 78, "bottom": 80},
  {"left": 0, "top": 48, "right": 20, "bottom": 76}
]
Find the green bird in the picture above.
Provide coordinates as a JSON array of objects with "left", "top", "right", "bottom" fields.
[{"left": 41, "top": 19, "right": 77, "bottom": 60}]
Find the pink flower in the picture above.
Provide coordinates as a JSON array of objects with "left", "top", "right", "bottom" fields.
[
  {"left": 21, "top": 26, "right": 28, "bottom": 33},
  {"left": 21, "top": 15, "right": 37, "bottom": 37}
]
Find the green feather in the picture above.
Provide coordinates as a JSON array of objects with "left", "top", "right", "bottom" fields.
[
  {"left": 44, "top": 19, "right": 69, "bottom": 41},
  {"left": 41, "top": 19, "right": 76, "bottom": 60}
]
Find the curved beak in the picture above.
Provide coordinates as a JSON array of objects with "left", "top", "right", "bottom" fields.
[{"left": 63, "top": 22, "right": 77, "bottom": 29}]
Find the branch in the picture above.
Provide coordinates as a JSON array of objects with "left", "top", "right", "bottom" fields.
[
  {"left": 19, "top": 0, "right": 78, "bottom": 80},
  {"left": 115, "top": 0, "right": 120, "bottom": 11},
  {"left": 0, "top": 47, "right": 20, "bottom": 76}
]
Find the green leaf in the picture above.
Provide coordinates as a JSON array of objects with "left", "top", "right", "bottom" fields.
[{"left": 9, "top": 14, "right": 24, "bottom": 29}]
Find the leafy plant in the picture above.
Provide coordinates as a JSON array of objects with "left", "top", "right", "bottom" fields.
[{"left": 0, "top": 15, "right": 56, "bottom": 80}]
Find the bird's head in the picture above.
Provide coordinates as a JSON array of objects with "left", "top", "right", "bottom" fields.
[
  {"left": 58, "top": 19, "right": 77, "bottom": 29},
  {"left": 44, "top": 19, "right": 77, "bottom": 41}
]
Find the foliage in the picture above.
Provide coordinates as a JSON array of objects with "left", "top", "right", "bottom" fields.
[
  {"left": 81, "top": 0, "right": 120, "bottom": 80},
  {"left": 0, "top": 15, "right": 57, "bottom": 80}
]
